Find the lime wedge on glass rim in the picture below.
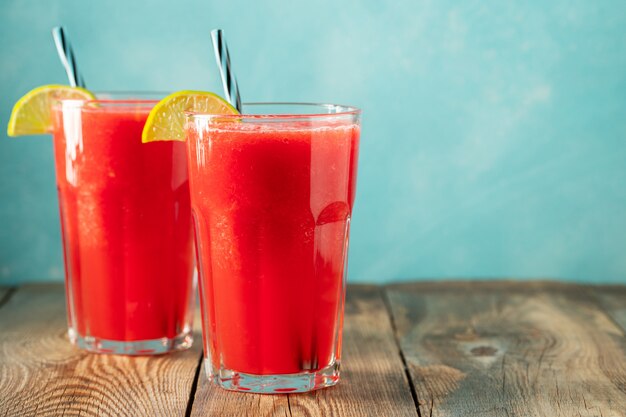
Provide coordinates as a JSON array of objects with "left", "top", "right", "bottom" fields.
[
  {"left": 142, "top": 90, "right": 238, "bottom": 143},
  {"left": 7, "top": 85, "right": 95, "bottom": 137}
]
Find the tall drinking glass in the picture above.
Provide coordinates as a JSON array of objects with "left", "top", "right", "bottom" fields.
[
  {"left": 52, "top": 95, "right": 195, "bottom": 355},
  {"left": 186, "top": 103, "right": 361, "bottom": 393}
]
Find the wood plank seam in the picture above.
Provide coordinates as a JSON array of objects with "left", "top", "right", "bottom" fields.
[
  {"left": 286, "top": 395, "right": 292, "bottom": 416},
  {"left": 184, "top": 355, "right": 204, "bottom": 417},
  {"left": 382, "top": 288, "right": 423, "bottom": 417},
  {"left": 0, "top": 288, "right": 15, "bottom": 311}
]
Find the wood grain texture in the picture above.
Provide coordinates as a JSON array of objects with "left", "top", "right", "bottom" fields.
[
  {"left": 594, "top": 285, "right": 626, "bottom": 332},
  {"left": 189, "top": 285, "right": 418, "bottom": 417},
  {"left": 386, "top": 281, "right": 626, "bottom": 417},
  {"left": 3, "top": 281, "right": 626, "bottom": 417},
  {"left": 0, "top": 285, "right": 202, "bottom": 417}
]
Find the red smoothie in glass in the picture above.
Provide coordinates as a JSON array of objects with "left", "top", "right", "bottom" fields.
[
  {"left": 52, "top": 100, "right": 194, "bottom": 350},
  {"left": 187, "top": 117, "right": 360, "bottom": 376}
]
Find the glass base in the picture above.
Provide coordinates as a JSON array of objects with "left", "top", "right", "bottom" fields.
[
  {"left": 68, "top": 327, "right": 193, "bottom": 355},
  {"left": 206, "top": 359, "right": 341, "bottom": 393}
]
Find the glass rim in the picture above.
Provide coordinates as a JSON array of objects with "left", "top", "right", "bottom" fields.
[
  {"left": 55, "top": 91, "right": 168, "bottom": 107},
  {"left": 186, "top": 102, "right": 361, "bottom": 120}
]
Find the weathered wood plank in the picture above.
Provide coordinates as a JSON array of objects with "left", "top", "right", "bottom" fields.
[
  {"left": 386, "top": 281, "right": 626, "bottom": 417},
  {"left": 189, "top": 285, "right": 418, "bottom": 417},
  {"left": 0, "top": 285, "right": 202, "bottom": 417},
  {"left": 594, "top": 285, "right": 626, "bottom": 332}
]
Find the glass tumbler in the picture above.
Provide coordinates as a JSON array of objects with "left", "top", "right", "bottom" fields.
[
  {"left": 52, "top": 94, "right": 196, "bottom": 355},
  {"left": 186, "top": 103, "right": 361, "bottom": 392}
]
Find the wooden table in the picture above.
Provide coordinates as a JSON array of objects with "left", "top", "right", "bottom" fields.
[{"left": 1, "top": 281, "right": 625, "bottom": 416}]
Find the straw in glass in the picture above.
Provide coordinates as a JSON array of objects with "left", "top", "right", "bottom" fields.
[
  {"left": 210, "top": 29, "right": 242, "bottom": 112},
  {"left": 52, "top": 26, "right": 86, "bottom": 88}
]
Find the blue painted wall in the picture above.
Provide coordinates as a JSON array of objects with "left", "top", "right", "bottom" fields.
[{"left": 1, "top": 0, "right": 625, "bottom": 284}]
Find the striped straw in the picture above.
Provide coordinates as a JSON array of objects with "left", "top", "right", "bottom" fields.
[
  {"left": 52, "top": 26, "right": 86, "bottom": 88},
  {"left": 210, "top": 29, "right": 242, "bottom": 112}
]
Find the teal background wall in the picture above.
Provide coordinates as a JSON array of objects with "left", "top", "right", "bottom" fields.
[{"left": 1, "top": 0, "right": 625, "bottom": 284}]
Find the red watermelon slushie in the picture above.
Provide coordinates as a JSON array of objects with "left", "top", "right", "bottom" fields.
[{"left": 53, "top": 97, "right": 195, "bottom": 355}]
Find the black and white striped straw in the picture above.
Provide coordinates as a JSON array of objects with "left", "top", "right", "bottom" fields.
[
  {"left": 210, "top": 29, "right": 242, "bottom": 112},
  {"left": 52, "top": 26, "right": 85, "bottom": 88}
]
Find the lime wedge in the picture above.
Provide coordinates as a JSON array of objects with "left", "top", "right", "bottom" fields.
[
  {"left": 7, "top": 85, "right": 95, "bottom": 137},
  {"left": 142, "top": 91, "right": 238, "bottom": 143}
]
